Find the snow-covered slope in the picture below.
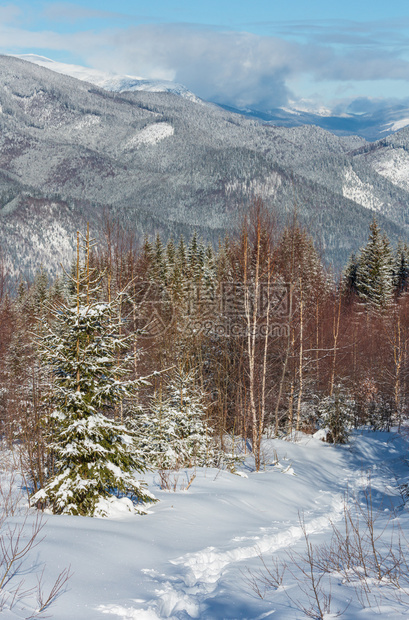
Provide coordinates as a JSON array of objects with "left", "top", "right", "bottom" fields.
[
  {"left": 371, "top": 147, "right": 409, "bottom": 192},
  {"left": 342, "top": 168, "right": 383, "bottom": 212},
  {"left": 4, "top": 430, "right": 409, "bottom": 619},
  {"left": 14, "top": 54, "right": 202, "bottom": 103},
  {"left": 381, "top": 117, "right": 409, "bottom": 133},
  {"left": 1, "top": 54, "right": 409, "bottom": 278},
  {"left": 124, "top": 122, "right": 175, "bottom": 149}
]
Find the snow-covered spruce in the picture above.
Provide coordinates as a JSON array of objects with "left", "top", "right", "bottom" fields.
[
  {"left": 32, "top": 271, "right": 155, "bottom": 517},
  {"left": 355, "top": 218, "right": 394, "bottom": 308},
  {"left": 130, "top": 366, "right": 238, "bottom": 471},
  {"left": 316, "top": 384, "right": 355, "bottom": 444}
]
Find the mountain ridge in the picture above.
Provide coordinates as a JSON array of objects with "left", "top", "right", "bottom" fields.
[
  {"left": 13, "top": 54, "right": 203, "bottom": 104},
  {"left": 0, "top": 55, "right": 408, "bottom": 279},
  {"left": 13, "top": 54, "right": 409, "bottom": 142}
]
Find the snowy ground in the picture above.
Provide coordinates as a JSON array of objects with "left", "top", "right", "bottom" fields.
[{"left": 3, "top": 430, "right": 409, "bottom": 619}]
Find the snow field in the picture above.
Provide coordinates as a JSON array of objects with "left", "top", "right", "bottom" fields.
[
  {"left": 342, "top": 168, "right": 383, "bottom": 212},
  {"left": 2, "top": 430, "right": 409, "bottom": 619},
  {"left": 372, "top": 147, "right": 409, "bottom": 192},
  {"left": 125, "top": 123, "right": 175, "bottom": 148},
  {"left": 141, "top": 494, "right": 345, "bottom": 618}
]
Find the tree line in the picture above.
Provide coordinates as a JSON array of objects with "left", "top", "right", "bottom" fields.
[{"left": 0, "top": 203, "right": 409, "bottom": 516}]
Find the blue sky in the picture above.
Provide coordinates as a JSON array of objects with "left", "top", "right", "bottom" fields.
[{"left": 1, "top": 1, "right": 409, "bottom": 113}]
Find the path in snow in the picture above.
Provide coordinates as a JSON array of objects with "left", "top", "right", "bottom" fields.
[
  {"left": 98, "top": 491, "right": 346, "bottom": 619},
  {"left": 97, "top": 433, "right": 406, "bottom": 620}
]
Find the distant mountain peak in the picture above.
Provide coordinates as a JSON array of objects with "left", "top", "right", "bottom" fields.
[{"left": 12, "top": 54, "right": 202, "bottom": 103}]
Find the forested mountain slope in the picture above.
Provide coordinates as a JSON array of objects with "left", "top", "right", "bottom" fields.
[
  {"left": 16, "top": 54, "right": 409, "bottom": 141},
  {"left": 0, "top": 55, "right": 408, "bottom": 278}
]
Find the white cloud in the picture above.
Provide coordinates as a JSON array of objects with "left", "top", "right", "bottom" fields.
[
  {"left": 83, "top": 24, "right": 409, "bottom": 110},
  {"left": 0, "top": 25, "right": 102, "bottom": 54},
  {"left": 84, "top": 25, "right": 310, "bottom": 108},
  {"left": 1, "top": 16, "right": 409, "bottom": 112}
]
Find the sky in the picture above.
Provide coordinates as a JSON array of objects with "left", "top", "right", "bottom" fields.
[{"left": 1, "top": 0, "right": 409, "bottom": 113}]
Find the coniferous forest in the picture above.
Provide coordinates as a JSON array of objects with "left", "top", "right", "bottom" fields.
[{"left": 1, "top": 201, "right": 409, "bottom": 517}]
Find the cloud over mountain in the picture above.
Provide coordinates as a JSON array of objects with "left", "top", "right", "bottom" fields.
[{"left": 1, "top": 6, "right": 409, "bottom": 112}]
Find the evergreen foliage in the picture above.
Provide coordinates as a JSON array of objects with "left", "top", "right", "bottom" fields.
[
  {"left": 132, "top": 366, "right": 238, "bottom": 471},
  {"left": 276, "top": 224, "right": 328, "bottom": 298},
  {"left": 32, "top": 233, "right": 155, "bottom": 516},
  {"left": 316, "top": 386, "right": 355, "bottom": 444},
  {"left": 393, "top": 241, "right": 409, "bottom": 294},
  {"left": 343, "top": 252, "right": 359, "bottom": 297},
  {"left": 355, "top": 219, "right": 393, "bottom": 308}
]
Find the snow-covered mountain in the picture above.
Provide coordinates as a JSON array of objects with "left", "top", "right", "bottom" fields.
[
  {"left": 14, "top": 54, "right": 202, "bottom": 103},
  {"left": 13, "top": 54, "right": 409, "bottom": 141},
  {"left": 221, "top": 102, "right": 409, "bottom": 141},
  {"left": 1, "top": 54, "right": 409, "bottom": 279}
]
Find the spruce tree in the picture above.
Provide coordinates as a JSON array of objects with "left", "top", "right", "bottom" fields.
[
  {"left": 176, "top": 236, "right": 187, "bottom": 272},
  {"left": 187, "top": 231, "right": 200, "bottom": 281},
  {"left": 343, "top": 252, "right": 359, "bottom": 298},
  {"left": 140, "top": 235, "right": 154, "bottom": 276},
  {"left": 133, "top": 367, "right": 237, "bottom": 470},
  {"left": 316, "top": 385, "right": 355, "bottom": 444},
  {"left": 31, "top": 267, "right": 49, "bottom": 313},
  {"left": 166, "top": 237, "right": 176, "bottom": 269},
  {"left": 394, "top": 241, "right": 409, "bottom": 295},
  {"left": 356, "top": 219, "right": 393, "bottom": 308},
  {"left": 151, "top": 234, "right": 167, "bottom": 284},
  {"left": 277, "top": 224, "right": 327, "bottom": 298},
  {"left": 32, "top": 230, "right": 155, "bottom": 517}
]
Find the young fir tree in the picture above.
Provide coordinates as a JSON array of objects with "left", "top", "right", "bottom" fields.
[
  {"left": 31, "top": 267, "right": 49, "bottom": 314},
  {"left": 187, "top": 231, "right": 200, "bottom": 281},
  {"left": 133, "top": 366, "right": 237, "bottom": 470},
  {"left": 343, "top": 252, "right": 359, "bottom": 298},
  {"left": 150, "top": 234, "right": 167, "bottom": 285},
  {"left": 32, "top": 230, "right": 155, "bottom": 517},
  {"left": 176, "top": 235, "right": 187, "bottom": 273},
  {"left": 316, "top": 385, "right": 355, "bottom": 444},
  {"left": 140, "top": 235, "right": 154, "bottom": 277}
]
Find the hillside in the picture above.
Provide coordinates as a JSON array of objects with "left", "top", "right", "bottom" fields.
[
  {"left": 15, "top": 55, "right": 409, "bottom": 141},
  {"left": 0, "top": 55, "right": 408, "bottom": 278}
]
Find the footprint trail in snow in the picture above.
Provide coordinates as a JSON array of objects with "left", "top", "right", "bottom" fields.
[{"left": 104, "top": 492, "right": 346, "bottom": 619}]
